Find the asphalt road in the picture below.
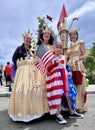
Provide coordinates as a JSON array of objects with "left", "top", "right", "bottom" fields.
[{"left": 0, "top": 93, "right": 95, "bottom": 130}]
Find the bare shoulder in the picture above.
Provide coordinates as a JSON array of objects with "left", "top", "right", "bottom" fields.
[
  {"left": 79, "top": 40, "right": 85, "bottom": 44},
  {"left": 79, "top": 40, "right": 85, "bottom": 48},
  {"left": 79, "top": 40, "right": 86, "bottom": 56}
]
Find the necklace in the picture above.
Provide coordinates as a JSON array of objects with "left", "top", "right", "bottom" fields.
[{"left": 25, "top": 48, "right": 31, "bottom": 59}]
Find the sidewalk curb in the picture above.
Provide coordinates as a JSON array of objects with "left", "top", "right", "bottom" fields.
[
  {"left": 87, "top": 91, "right": 95, "bottom": 94},
  {"left": 0, "top": 91, "right": 95, "bottom": 97},
  {"left": 0, "top": 85, "right": 95, "bottom": 97},
  {"left": 0, "top": 92, "right": 11, "bottom": 97}
]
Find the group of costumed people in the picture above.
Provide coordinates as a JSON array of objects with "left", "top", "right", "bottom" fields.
[{"left": 8, "top": 25, "right": 87, "bottom": 124}]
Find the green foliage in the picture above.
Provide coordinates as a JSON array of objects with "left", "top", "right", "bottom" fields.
[
  {"left": 86, "top": 78, "right": 89, "bottom": 87},
  {"left": 31, "top": 40, "right": 37, "bottom": 49},
  {"left": 90, "top": 42, "right": 95, "bottom": 57},
  {"left": 84, "top": 42, "right": 95, "bottom": 84},
  {"left": 84, "top": 56, "right": 95, "bottom": 73},
  {"left": 37, "top": 17, "right": 46, "bottom": 29},
  {"left": 87, "top": 74, "right": 95, "bottom": 84}
]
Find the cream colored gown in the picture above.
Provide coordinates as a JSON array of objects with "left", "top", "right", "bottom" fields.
[
  {"left": 8, "top": 57, "right": 49, "bottom": 122},
  {"left": 67, "top": 41, "right": 87, "bottom": 112}
]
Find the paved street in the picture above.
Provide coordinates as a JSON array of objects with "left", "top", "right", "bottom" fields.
[{"left": 0, "top": 92, "right": 95, "bottom": 130}]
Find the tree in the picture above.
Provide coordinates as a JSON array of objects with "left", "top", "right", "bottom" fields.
[
  {"left": 84, "top": 42, "right": 95, "bottom": 84},
  {"left": 37, "top": 17, "right": 46, "bottom": 42},
  {"left": 37, "top": 17, "right": 46, "bottom": 30},
  {"left": 90, "top": 42, "right": 95, "bottom": 58}
]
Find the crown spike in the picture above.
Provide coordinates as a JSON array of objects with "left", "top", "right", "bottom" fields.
[
  {"left": 69, "top": 29, "right": 78, "bottom": 34},
  {"left": 22, "top": 30, "right": 32, "bottom": 38},
  {"left": 42, "top": 26, "right": 51, "bottom": 34}
]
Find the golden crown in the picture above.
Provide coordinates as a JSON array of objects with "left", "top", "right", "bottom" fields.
[
  {"left": 22, "top": 30, "right": 32, "bottom": 38},
  {"left": 42, "top": 26, "right": 51, "bottom": 34},
  {"left": 69, "top": 29, "right": 78, "bottom": 34}
]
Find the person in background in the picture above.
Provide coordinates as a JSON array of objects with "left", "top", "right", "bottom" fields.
[
  {"left": 5, "top": 62, "right": 12, "bottom": 91},
  {"left": 67, "top": 29, "right": 87, "bottom": 113},
  {"left": 0, "top": 67, "right": 3, "bottom": 86},
  {"left": 3, "top": 65, "right": 7, "bottom": 85}
]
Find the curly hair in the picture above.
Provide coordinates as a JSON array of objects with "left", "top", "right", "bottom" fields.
[{"left": 37, "top": 26, "right": 54, "bottom": 45}]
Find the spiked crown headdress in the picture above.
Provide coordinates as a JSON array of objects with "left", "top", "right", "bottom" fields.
[
  {"left": 42, "top": 26, "right": 51, "bottom": 34},
  {"left": 69, "top": 29, "right": 78, "bottom": 34},
  {"left": 22, "top": 30, "right": 32, "bottom": 39}
]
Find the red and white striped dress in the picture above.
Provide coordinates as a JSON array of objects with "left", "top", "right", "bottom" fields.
[{"left": 46, "top": 55, "right": 68, "bottom": 115}]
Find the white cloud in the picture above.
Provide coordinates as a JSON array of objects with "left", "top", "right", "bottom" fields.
[
  {"left": 0, "top": 0, "right": 95, "bottom": 65},
  {"left": 68, "top": 0, "right": 95, "bottom": 20}
]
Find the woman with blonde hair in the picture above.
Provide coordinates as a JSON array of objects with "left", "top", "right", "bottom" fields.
[{"left": 67, "top": 29, "right": 87, "bottom": 113}]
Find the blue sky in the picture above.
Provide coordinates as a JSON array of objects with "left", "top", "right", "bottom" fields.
[{"left": 0, "top": 0, "right": 95, "bottom": 65}]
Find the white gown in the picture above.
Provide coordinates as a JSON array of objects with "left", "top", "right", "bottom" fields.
[{"left": 8, "top": 57, "right": 49, "bottom": 122}]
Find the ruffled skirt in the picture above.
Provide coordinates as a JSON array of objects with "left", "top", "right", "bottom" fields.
[{"left": 8, "top": 59, "right": 49, "bottom": 122}]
